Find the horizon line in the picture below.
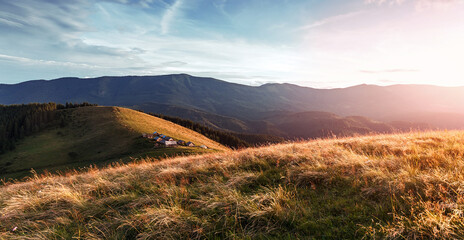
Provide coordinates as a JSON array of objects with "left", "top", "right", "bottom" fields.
[{"left": 1, "top": 73, "right": 464, "bottom": 90}]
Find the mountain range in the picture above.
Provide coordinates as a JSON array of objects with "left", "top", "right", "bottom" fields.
[{"left": 1, "top": 74, "right": 463, "bottom": 138}]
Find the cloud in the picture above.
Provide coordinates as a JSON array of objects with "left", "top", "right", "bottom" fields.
[
  {"left": 365, "top": 0, "right": 406, "bottom": 5},
  {"left": 160, "top": 0, "right": 184, "bottom": 35},
  {"left": 0, "top": 0, "right": 91, "bottom": 34},
  {"left": 0, "top": 17, "right": 23, "bottom": 27},
  {"left": 101, "top": 0, "right": 157, "bottom": 7},
  {"left": 415, "top": 0, "right": 461, "bottom": 10},
  {"left": 161, "top": 61, "right": 187, "bottom": 66},
  {"left": 365, "top": 0, "right": 461, "bottom": 9},
  {"left": 0, "top": 1, "right": 149, "bottom": 65},
  {"left": 0, "top": 53, "right": 100, "bottom": 69},
  {"left": 360, "top": 69, "right": 419, "bottom": 74},
  {"left": 299, "top": 11, "right": 365, "bottom": 30}
]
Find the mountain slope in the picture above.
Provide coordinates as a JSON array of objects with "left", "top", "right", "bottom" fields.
[
  {"left": 1, "top": 130, "right": 464, "bottom": 239},
  {"left": 139, "top": 105, "right": 426, "bottom": 139},
  {"left": 1, "top": 75, "right": 463, "bottom": 129},
  {"left": 0, "top": 106, "right": 227, "bottom": 179},
  {"left": 265, "top": 111, "right": 398, "bottom": 138},
  {"left": 134, "top": 102, "right": 256, "bottom": 133}
]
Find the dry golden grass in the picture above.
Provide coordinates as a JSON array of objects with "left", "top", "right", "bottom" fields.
[
  {"left": 1, "top": 130, "right": 464, "bottom": 239},
  {"left": 112, "top": 107, "right": 229, "bottom": 151}
]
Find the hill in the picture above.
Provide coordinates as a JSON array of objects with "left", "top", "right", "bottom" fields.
[
  {"left": 1, "top": 130, "right": 464, "bottom": 239},
  {"left": 0, "top": 106, "right": 228, "bottom": 180},
  {"left": 1, "top": 74, "right": 463, "bottom": 132}
]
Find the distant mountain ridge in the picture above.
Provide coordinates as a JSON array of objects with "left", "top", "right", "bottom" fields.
[{"left": 1, "top": 74, "right": 463, "bottom": 136}]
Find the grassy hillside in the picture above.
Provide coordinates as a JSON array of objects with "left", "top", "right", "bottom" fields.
[
  {"left": 1, "top": 130, "right": 464, "bottom": 239},
  {"left": 112, "top": 107, "right": 227, "bottom": 151},
  {"left": 0, "top": 106, "right": 227, "bottom": 180}
]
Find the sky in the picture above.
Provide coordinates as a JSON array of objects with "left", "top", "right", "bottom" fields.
[{"left": 0, "top": 0, "right": 463, "bottom": 88}]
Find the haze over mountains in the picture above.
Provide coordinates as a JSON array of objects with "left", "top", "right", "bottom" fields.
[{"left": 1, "top": 74, "right": 463, "bottom": 138}]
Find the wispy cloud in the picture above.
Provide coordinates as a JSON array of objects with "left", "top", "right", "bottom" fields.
[
  {"left": 365, "top": 0, "right": 462, "bottom": 9},
  {"left": 160, "top": 0, "right": 184, "bottom": 35},
  {"left": 364, "top": 0, "right": 406, "bottom": 5},
  {"left": 366, "top": 0, "right": 459, "bottom": 4},
  {"left": 213, "top": 0, "right": 230, "bottom": 18},
  {"left": 360, "top": 69, "right": 419, "bottom": 74},
  {"left": 299, "top": 11, "right": 364, "bottom": 30},
  {"left": 415, "top": 0, "right": 462, "bottom": 10},
  {"left": 0, "top": 17, "right": 23, "bottom": 28},
  {"left": 0, "top": 54, "right": 100, "bottom": 69},
  {"left": 5, "top": 1, "right": 89, "bottom": 29}
]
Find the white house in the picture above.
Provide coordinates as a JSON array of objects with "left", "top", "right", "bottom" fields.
[{"left": 165, "top": 140, "right": 178, "bottom": 146}]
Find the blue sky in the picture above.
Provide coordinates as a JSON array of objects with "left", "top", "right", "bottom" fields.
[{"left": 0, "top": 0, "right": 463, "bottom": 87}]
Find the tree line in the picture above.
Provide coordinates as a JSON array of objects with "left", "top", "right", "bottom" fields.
[
  {"left": 150, "top": 113, "right": 250, "bottom": 149},
  {"left": 0, "top": 102, "right": 97, "bottom": 154}
]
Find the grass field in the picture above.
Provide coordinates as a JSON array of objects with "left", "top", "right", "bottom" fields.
[
  {"left": 1, "top": 130, "right": 464, "bottom": 239},
  {"left": 0, "top": 106, "right": 227, "bottom": 180}
]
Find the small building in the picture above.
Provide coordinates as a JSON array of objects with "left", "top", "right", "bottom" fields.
[
  {"left": 142, "top": 133, "right": 148, "bottom": 138},
  {"left": 157, "top": 139, "right": 178, "bottom": 147},
  {"left": 199, "top": 145, "right": 208, "bottom": 149},
  {"left": 160, "top": 134, "right": 166, "bottom": 138},
  {"left": 186, "top": 142, "right": 195, "bottom": 147},
  {"left": 153, "top": 131, "right": 159, "bottom": 136},
  {"left": 154, "top": 136, "right": 163, "bottom": 142},
  {"left": 177, "top": 140, "right": 186, "bottom": 146},
  {"left": 163, "top": 136, "right": 174, "bottom": 141},
  {"left": 165, "top": 140, "right": 178, "bottom": 147}
]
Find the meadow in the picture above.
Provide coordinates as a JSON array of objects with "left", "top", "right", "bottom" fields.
[{"left": 1, "top": 130, "right": 464, "bottom": 239}]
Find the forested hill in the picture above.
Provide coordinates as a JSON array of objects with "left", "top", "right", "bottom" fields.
[
  {"left": 0, "top": 105, "right": 228, "bottom": 180},
  {"left": 0, "top": 102, "right": 95, "bottom": 154}
]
